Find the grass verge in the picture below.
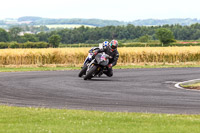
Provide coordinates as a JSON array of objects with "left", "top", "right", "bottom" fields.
[
  {"left": 1, "top": 64, "right": 200, "bottom": 72},
  {"left": 0, "top": 66, "right": 80, "bottom": 72},
  {"left": 181, "top": 82, "right": 200, "bottom": 90},
  {"left": 0, "top": 105, "right": 200, "bottom": 133}
]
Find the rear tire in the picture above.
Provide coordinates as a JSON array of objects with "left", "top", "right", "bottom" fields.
[
  {"left": 84, "top": 65, "right": 97, "bottom": 80},
  {"left": 78, "top": 65, "right": 87, "bottom": 77}
]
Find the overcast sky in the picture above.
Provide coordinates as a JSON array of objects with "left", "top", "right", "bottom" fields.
[{"left": 1, "top": 0, "right": 200, "bottom": 21}]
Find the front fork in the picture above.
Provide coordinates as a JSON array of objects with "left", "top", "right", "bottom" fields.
[
  {"left": 83, "top": 53, "right": 93, "bottom": 65},
  {"left": 86, "top": 59, "right": 95, "bottom": 74},
  {"left": 86, "top": 60, "right": 102, "bottom": 76}
]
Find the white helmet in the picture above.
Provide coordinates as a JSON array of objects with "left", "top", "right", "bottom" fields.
[{"left": 103, "top": 41, "right": 109, "bottom": 47}]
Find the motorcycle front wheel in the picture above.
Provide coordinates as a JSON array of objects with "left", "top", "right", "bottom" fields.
[
  {"left": 84, "top": 65, "right": 97, "bottom": 80},
  {"left": 78, "top": 64, "right": 87, "bottom": 77}
]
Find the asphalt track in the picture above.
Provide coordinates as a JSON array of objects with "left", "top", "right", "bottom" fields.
[{"left": 0, "top": 68, "right": 200, "bottom": 114}]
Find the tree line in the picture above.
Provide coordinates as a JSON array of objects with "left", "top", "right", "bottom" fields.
[{"left": 1, "top": 23, "right": 200, "bottom": 45}]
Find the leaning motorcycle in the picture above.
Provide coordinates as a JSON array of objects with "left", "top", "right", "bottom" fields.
[{"left": 79, "top": 52, "right": 111, "bottom": 80}]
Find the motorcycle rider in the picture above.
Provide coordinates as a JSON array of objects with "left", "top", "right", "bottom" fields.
[
  {"left": 88, "top": 41, "right": 109, "bottom": 53},
  {"left": 85, "top": 41, "right": 109, "bottom": 63},
  {"left": 94, "top": 40, "right": 119, "bottom": 77},
  {"left": 102, "top": 41, "right": 109, "bottom": 48}
]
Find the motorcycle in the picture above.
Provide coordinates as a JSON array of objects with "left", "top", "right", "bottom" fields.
[{"left": 78, "top": 52, "right": 111, "bottom": 80}]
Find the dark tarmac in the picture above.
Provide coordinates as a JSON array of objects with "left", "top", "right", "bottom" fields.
[{"left": 0, "top": 68, "right": 200, "bottom": 114}]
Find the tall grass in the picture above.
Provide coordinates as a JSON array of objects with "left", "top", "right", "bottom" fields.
[
  {"left": 0, "top": 48, "right": 87, "bottom": 66},
  {"left": 0, "top": 47, "right": 200, "bottom": 66},
  {"left": 118, "top": 47, "right": 200, "bottom": 64}
]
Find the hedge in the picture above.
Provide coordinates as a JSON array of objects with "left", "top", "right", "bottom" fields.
[{"left": 0, "top": 42, "right": 49, "bottom": 49}]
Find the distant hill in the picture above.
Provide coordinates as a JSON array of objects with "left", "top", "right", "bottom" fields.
[
  {"left": 1, "top": 16, "right": 200, "bottom": 27},
  {"left": 17, "top": 16, "right": 125, "bottom": 27},
  {"left": 130, "top": 18, "right": 200, "bottom": 26},
  {"left": 18, "top": 16, "right": 42, "bottom": 22}
]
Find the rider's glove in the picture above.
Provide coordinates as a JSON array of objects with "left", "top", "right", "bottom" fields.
[{"left": 108, "top": 64, "right": 113, "bottom": 68}]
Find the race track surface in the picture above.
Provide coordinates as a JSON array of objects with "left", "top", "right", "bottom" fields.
[{"left": 0, "top": 68, "right": 200, "bottom": 114}]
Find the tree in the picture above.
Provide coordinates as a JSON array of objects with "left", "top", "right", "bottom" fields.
[
  {"left": 9, "top": 27, "right": 22, "bottom": 42},
  {"left": 48, "top": 34, "right": 61, "bottom": 48},
  {"left": 155, "top": 28, "right": 175, "bottom": 45},
  {"left": 36, "top": 32, "right": 49, "bottom": 42},
  {"left": 138, "top": 35, "right": 151, "bottom": 42},
  {"left": 0, "top": 28, "right": 10, "bottom": 42},
  {"left": 22, "top": 33, "right": 39, "bottom": 42}
]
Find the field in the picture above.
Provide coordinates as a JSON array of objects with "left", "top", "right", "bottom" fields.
[
  {"left": 0, "top": 105, "right": 200, "bottom": 133},
  {"left": 1, "top": 47, "right": 200, "bottom": 66}
]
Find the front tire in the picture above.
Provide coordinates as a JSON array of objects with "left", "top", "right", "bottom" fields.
[
  {"left": 78, "top": 65, "right": 87, "bottom": 77},
  {"left": 84, "top": 65, "right": 97, "bottom": 80}
]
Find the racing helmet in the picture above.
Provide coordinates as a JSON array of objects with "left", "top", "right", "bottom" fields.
[
  {"left": 103, "top": 41, "right": 109, "bottom": 47},
  {"left": 109, "top": 40, "right": 118, "bottom": 51}
]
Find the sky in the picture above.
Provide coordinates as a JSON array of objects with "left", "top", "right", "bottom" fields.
[{"left": 1, "top": 0, "right": 200, "bottom": 21}]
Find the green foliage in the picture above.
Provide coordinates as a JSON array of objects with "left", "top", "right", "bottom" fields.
[
  {"left": 22, "top": 42, "right": 49, "bottom": 48},
  {"left": 0, "top": 28, "right": 10, "bottom": 42},
  {"left": 0, "top": 42, "right": 9, "bottom": 48},
  {"left": 138, "top": 35, "right": 151, "bottom": 42},
  {"left": 155, "top": 28, "right": 175, "bottom": 45},
  {"left": 1, "top": 41, "right": 200, "bottom": 49},
  {"left": 1, "top": 23, "right": 200, "bottom": 46},
  {"left": 8, "top": 27, "right": 22, "bottom": 41},
  {"left": 22, "top": 33, "right": 39, "bottom": 42},
  {"left": 35, "top": 42, "right": 49, "bottom": 48},
  {"left": 0, "top": 42, "right": 48, "bottom": 49},
  {"left": 9, "top": 42, "right": 19, "bottom": 48},
  {"left": 48, "top": 34, "right": 61, "bottom": 48},
  {"left": 36, "top": 32, "right": 49, "bottom": 42}
]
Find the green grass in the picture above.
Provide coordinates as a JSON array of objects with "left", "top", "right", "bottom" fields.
[
  {"left": 0, "top": 66, "right": 80, "bottom": 72},
  {"left": 0, "top": 105, "right": 200, "bottom": 133},
  {"left": 181, "top": 82, "right": 200, "bottom": 88},
  {"left": 182, "top": 83, "right": 200, "bottom": 87},
  {"left": 1, "top": 64, "right": 200, "bottom": 72}
]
